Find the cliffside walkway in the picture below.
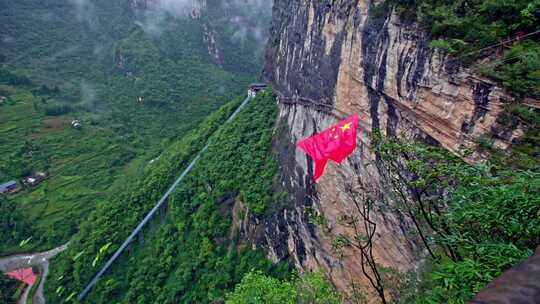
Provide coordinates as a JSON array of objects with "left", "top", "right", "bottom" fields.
[
  {"left": 273, "top": 89, "right": 349, "bottom": 119},
  {"left": 77, "top": 95, "right": 253, "bottom": 301}
]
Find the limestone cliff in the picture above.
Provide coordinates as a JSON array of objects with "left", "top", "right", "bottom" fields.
[{"left": 237, "top": 0, "right": 530, "bottom": 302}]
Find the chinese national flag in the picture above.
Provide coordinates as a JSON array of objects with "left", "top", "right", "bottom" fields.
[{"left": 297, "top": 114, "right": 359, "bottom": 182}]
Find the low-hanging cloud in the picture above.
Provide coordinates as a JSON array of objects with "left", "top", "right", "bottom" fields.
[
  {"left": 134, "top": 0, "right": 195, "bottom": 36},
  {"left": 68, "top": 0, "right": 96, "bottom": 25},
  {"left": 224, "top": 0, "right": 273, "bottom": 58},
  {"left": 155, "top": 0, "right": 194, "bottom": 17},
  {"left": 78, "top": 80, "right": 109, "bottom": 113},
  {"left": 80, "top": 81, "right": 97, "bottom": 108},
  {"left": 134, "top": 0, "right": 272, "bottom": 41},
  {"left": 221, "top": 0, "right": 273, "bottom": 48}
]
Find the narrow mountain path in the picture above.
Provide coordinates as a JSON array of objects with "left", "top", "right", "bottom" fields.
[
  {"left": 1, "top": 244, "right": 68, "bottom": 304},
  {"left": 33, "top": 260, "right": 50, "bottom": 304},
  {"left": 17, "top": 283, "right": 31, "bottom": 304}
]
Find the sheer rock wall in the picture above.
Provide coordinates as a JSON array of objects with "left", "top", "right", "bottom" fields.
[{"left": 236, "top": 0, "right": 527, "bottom": 302}]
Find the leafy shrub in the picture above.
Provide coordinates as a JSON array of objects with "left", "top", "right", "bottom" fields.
[
  {"left": 296, "top": 272, "right": 341, "bottom": 304},
  {"left": 226, "top": 271, "right": 297, "bottom": 304},
  {"left": 445, "top": 169, "right": 540, "bottom": 250},
  {"left": 226, "top": 271, "right": 340, "bottom": 304},
  {"left": 399, "top": 152, "right": 538, "bottom": 302},
  {"left": 428, "top": 39, "right": 466, "bottom": 55},
  {"left": 417, "top": 243, "right": 532, "bottom": 304}
]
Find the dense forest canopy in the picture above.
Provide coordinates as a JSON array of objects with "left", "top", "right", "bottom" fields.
[{"left": 0, "top": 273, "right": 20, "bottom": 304}]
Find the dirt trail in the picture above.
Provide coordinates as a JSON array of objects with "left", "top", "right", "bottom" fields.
[
  {"left": 1, "top": 244, "right": 68, "bottom": 304},
  {"left": 17, "top": 284, "right": 31, "bottom": 304},
  {"left": 32, "top": 260, "right": 49, "bottom": 304}
]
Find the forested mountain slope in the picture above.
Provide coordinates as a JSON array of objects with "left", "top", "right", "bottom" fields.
[
  {"left": 44, "top": 92, "right": 283, "bottom": 303},
  {"left": 0, "top": 0, "right": 270, "bottom": 254}
]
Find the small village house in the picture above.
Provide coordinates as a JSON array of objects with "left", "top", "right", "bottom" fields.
[
  {"left": 23, "top": 172, "right": 47, "bottom": 187},
  {"left": 0, "top": 180, "right": 21, "bottom": 194},
  {"left": 71, "top": 120, "right": 82, "bottom": 129}
]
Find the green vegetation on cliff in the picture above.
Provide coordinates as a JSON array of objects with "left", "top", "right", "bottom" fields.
[
  {"left": 387, "top": 0, "right": 540, "bottom": 97},
  {"left": 371, "top": 136, "right": 540, "bottom": 304},
  {"left": 226, "top": 271, "right": 341, "bottom": 304},
  {"left": 45, "top": 92, "right": 297, "bottom": 303},
  {"left": 364, "top": 9, "right": 540, "bottom": 301},
  {"left": 415, "top": 170, "right": 539, "bottom": 303}
]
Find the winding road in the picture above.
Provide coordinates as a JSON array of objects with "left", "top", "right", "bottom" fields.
[{"left": 1, "top": 244, "right": 68, "bottom": 304}]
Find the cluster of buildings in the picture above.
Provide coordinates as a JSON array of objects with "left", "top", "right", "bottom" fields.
[{"left": 0, "top": 172, "right": 48, "bottom": 195}]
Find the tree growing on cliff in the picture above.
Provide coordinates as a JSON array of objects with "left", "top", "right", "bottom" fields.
[
  {"left": 373, "top": 134, "right": 465, "bottom": 262},
  {"left": 368, "top": 134, "right": 540, "bottom": 303},
  {"left": 330, "top": 177, "right": 393, "bottom": 304}
]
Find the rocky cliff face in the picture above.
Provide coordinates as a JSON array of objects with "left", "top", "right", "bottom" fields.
[{"left": 239, "top": 0, "right": 529, "bottom": 302}]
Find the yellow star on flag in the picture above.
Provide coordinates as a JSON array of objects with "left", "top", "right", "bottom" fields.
[{"left": 340, "top": 122, "right": 352, "bottom": 132}]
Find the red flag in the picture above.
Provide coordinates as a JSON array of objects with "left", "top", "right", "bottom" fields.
[
  {"left": 297, "top": 114, "right": 359, "bottom": 182},
  {"left": 5, "top": 268, "right": 36, "bottom": 285}
]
